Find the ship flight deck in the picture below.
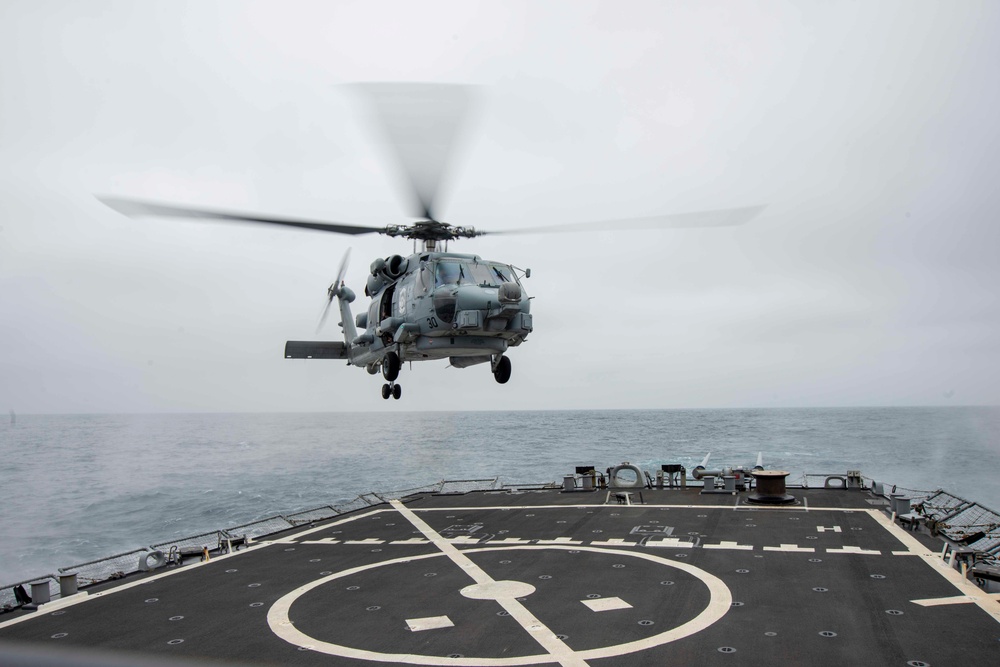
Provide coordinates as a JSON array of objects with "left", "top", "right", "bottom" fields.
[{"left": 2, "top": 484, "right": 999, "bottom": 666}]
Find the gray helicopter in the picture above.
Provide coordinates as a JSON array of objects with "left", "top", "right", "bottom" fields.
[
  {"left": 99, "top": 84, "right": 765, "bottom": 400},
  {"left": 298, "top": 236, "right": 532, "bottom": 401}
]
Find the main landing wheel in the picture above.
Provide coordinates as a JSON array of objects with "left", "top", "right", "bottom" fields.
[
  {"left": 392, "top": 384, "right": 402, "bottom": 400},
  {"left": 381, "top": 384, "right": 391, "bottom": 400},
  {"left": 382, "top": 351, "right": 400, "bottom": 382},
  {"left": 493, "top": 355, "right": 511, "bottom": 384}
]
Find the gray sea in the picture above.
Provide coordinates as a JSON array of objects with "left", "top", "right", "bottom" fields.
[{"left": 1, "top": 407, "right": 998, "bottom": 587}]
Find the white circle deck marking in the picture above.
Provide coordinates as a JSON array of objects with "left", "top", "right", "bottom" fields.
[{"left": 268, "top": 545, "right": 731, "bottom": 665}]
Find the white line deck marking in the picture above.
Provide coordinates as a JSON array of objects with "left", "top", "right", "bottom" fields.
[
  {"left": 301, "top": 538, "right": 342, "bottom": 545},
  {"left": 407, "top": 616, "right": 455, "bottom": 631},
  {"left": 582, "top": 597, "right": 633, "bottom": 612},
  {"left": 590, "top": 539, "right": 638, "bottom": 546},
  {"left": 491, "top": 537, "right": 532, "bottom": 545},
  {"left": 816, "top": 526, "right": 842, "bottom": 533},
  {"left": 390, "top": 500, "right": 590, "bottom": 667},
  {"left": 703, "top": 541, "right": 754, "bottom": 551},
  {"left": 345, "top": 538, "right": 385, "bottom": 545},
  {"left": 826, "top": 546, "right": 881, "bottom": 555},
  {"left": 645, "top": 538, "right": 695, "bottom": 548},
  {"left": 763, "top": 544, "right": 815, "bottom": 553},
  {"left": 911, "top": 592, "right": 1000, "bottom": 607},
  {"left": 536, "top": 537, "right": 583, "bottom": 545}
]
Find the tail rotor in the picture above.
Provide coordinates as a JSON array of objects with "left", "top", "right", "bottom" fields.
[{"left": 317, "top": 248, "right": 351, "bottom": 334}]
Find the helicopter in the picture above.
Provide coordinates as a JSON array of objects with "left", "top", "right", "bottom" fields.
[{"left": 99, "top": 83, "right": 765, "bottom": 400}]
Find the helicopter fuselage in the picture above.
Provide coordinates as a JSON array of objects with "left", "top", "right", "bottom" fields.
[
  {"left": 358, "top": 250, "right": 531, "bottom": 362},
  {"left": 287, "top": 250, "right": 531, "bottom": 398}
]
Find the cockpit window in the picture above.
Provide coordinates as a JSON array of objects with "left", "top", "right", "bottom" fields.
[
  {"left": 435, "top": 261, "right": 467, "bottom": 287},
  {"left": 466, "top": 262, "right": 497, "bottom": 286},
  {"left": 491, "top": 263, "right": 514, "bottom": 283},
  {"left": 434, "top": 260, "right": 518, "bottom": 288}
]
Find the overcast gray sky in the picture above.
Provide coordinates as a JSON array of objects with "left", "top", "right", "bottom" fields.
[{"left": 1, "top": 0, "right": 998, "bottom": 413}]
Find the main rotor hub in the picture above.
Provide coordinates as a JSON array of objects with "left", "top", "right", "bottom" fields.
[{"left": 383, "top": 220, "right": 481, "bottom": 242}]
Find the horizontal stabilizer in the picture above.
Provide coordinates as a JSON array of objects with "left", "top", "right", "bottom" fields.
[{"left": 285, "top": 341, "right": 348, "bottom": 360}]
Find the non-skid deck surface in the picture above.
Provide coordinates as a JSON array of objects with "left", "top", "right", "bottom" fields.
[{"left": 3, "top": 488, "right": 999, "bottom": 666}]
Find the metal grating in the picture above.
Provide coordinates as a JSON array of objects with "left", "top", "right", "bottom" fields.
[
  {"left": 917, "top": 490, "right": 970, "bottom": 517},
  {"left": 225, "top": 516, "right": 294, "bottom": 540},
  {"left": 285, "top": 505, "right": 339, "bottom": 524},
  {"left": 372, "top": 483, "right": 445, "bottom": 502},
  {"left": 912, "top": 490, "right": 1000, "bottom": 562},
  {"left": 333, "top": 496, "right": 374, "bottom": 514},
  {"left": 358, "top": 491, "right": 394, "bottom": 505},
  {"left": 438, "top": 478, "right": 499, "bottom": 494},
  {"left": 968, "top": 533, "right": 1000, "bottom": 555},
  {"left": 939, "top": 503, "right": 998, "bottom": 531},
  {"left": 935, "top": 504, "right": 1000, "bottom": 553},
  {"left": 58, "top": 548, "right": 152, "bottom": 586}
]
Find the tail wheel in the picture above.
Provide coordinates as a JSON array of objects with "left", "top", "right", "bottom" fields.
[
  {"left": 381, "top": 384, "right": 391, "bottom": 400},
  {"left": 493, "top": 356, "right": 512, "bottom": 384},
  {"left": 382, "top": 351, "right": 400, "bottom": 381},
  {"left": 392, "top": 384, "right": 402, "bottom": 400}
]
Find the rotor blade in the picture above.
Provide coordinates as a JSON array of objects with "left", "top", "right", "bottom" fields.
[
  {"left": 316, "top": 295, "right": 336, "bottom": 334},
  {"left": 334, "top": 246, "right": 352, "bottom": 287},
  {"left": 97, "top": 196, "right": 384, "bottom": 236},
  {"left": 317, "top": 247, "right": 351, "bottom": 334},
  {"left": 347, "top": 83, "right": 478, "bottom": 221},
  {"left": 483, "top": 204, "right": 767, "bottom": 235}
]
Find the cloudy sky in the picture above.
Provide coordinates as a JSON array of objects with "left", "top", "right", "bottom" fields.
[{"left": 1, "top": 1, "right": 997, "bottom": 413}]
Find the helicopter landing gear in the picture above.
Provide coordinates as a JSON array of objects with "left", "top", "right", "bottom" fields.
[
  {"left": 382, "top": 351, "right": 400, "bottom": 382},
  {"left": 381, "top": 351, "right": 402, "bottom": 400},
  {"left": 492, "top": 355, "right": 511, "bottom": 384}
]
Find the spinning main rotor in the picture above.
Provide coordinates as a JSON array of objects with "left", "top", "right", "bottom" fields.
[{"left": 99, "top": 83, "right": 766, "bottom": 251}]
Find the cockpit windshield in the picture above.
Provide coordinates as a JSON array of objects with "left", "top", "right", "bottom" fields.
[
  {"left": 491, "top": 263, "right": 513, "bottom": 283},
  {"left": 434, "top": 260, "right": 518, "bottom": 288},
  {"left": 435, "top": 261, "right": 467, "bottom": 287}
]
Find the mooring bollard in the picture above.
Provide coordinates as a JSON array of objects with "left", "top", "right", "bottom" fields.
[
  {"left": 890, "top": 494, "right": 911, "bottom": 516},
  {"left": 26, "top": 580, "right": 52, "bottom": 609},
  {"left": 59, "top": 572, "right": 79, "bottom": 598}
]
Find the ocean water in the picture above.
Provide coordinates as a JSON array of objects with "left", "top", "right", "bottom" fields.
[{"left": 1, "top": 407, "right": 998, "bottom": 586}]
